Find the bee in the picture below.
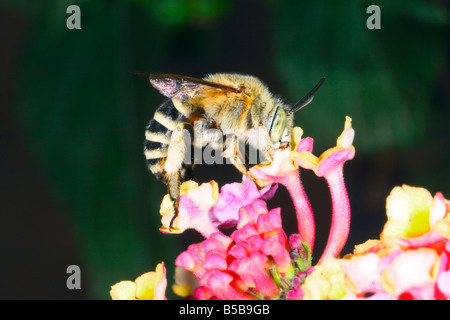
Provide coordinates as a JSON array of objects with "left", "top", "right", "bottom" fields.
[{"left": 142, "top": 73, "right": 325, "bottom": 227}]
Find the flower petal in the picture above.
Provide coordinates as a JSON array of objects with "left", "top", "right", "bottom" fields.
[
  {"left": 294, "top": 136, "right": 314, "bottom": 153},
  {"left": 110, "top": 263, "right": 167, "bottom": 300},
  {"left": 381, "top": 185, "right": 433, "bottom": 243},
  {"left": 228, "top": 253, "right": 280, "bottom": 298},
  {"left": 437, "top": 269, "right": 450, "bottom": 297},
  {"left": 135, "top": 263, "right": 167, "bottom": 300},
  {"left": 336, "top": 116, "right": 355, "bottom": 148},
  {"left": 292, "top": 116, "right": 355, "bottom": 177},
  {"left": 342, "top": 253, "right": 381, "bottom": 294},
  {"left": 316, "top": 148, "right": 355, "bottom": 177},
  {"left": 290, "top": 126, "right": 304, "bottom": 151},
  {"left": 200, "top": 270, "right": 252, "bottom": 300},
  {"left": 301, "top": 258, "right": 347, "bottom": 300},
  {"left": 381, "top": 249, "right": 439, "bottom": 296},
  {"left": 429, "top": 192, "right": 447, "bottom": 227},
  {"left": 160, "top": 181, "right": 220, "bottom": 237},
  {"left": 236, "top": 199, "right": 269, "bottom": 229},
  {"left": 110, "top": 281, "right": 137, "bottom": 300},
  {"left": 210, "top": 176, "right": 276, "bottom": 228},
  {"left": 249, "top": 149, "right": 297, "bottom": 185}
]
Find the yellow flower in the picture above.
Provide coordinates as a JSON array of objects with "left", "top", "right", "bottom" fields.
[
  {"left": 351, "top": 239, "right": 382, "bottom": 256},
  {"left": 110, "top": 262, "right": 167, "bottom": 300},
  {"left": 381, "top": 185, "right": 433, "bottom": 244},
  {"left": 301, "top": 258, "right": 348, "bottom": 300}
]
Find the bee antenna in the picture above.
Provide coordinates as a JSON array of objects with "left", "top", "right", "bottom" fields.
[
  {"left": 128, "top": 70, "right": 152, "bottom": 78},
  {"left": 289, "top": 78, "right": 326, "bottom": 114}
]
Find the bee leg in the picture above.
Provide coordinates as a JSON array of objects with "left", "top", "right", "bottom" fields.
[
  {"left": 193, "top": 119, "right": 223, "bottom": 150},
  {"left": 164, "top": 170, "right": 181, "bottom": 231},
  {"left": 223, "top": 134, "right": 259, "bottom": 186},
  {"left": 169, "top": 197, "right": 179, "bottom": 231},
  {"left": 258, "top": 124, "right": 273, "bottom": 162},
  {"left": 164, "top": 122, "right": 192, "bottom": 231}
]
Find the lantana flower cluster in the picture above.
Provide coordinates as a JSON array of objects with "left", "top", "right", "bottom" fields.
[
  {"left": 302, "top": 185, "right": 450, "bottom": 299},
  {"left": 110, "top": 116, "right": 450, "bottom": 300}
]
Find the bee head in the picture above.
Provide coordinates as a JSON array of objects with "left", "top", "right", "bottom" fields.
[
  {"left": 268, "top": 78, "right": 326, "bottom": 147},
  {"left": 268, "top": 103, "right": 292, "bottom": 144}
]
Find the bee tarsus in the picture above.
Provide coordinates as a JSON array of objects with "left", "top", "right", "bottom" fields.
[{"left": 169, "top": 198, "right": 179, "bottom": 231}]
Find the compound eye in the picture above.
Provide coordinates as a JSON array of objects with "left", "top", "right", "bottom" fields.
[{"left": 269, "top": 107, "right": 287, "bottom": 142}]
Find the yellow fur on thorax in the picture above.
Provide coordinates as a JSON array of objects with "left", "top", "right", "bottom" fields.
[{"left": 201, "top": 73, "right": 277, "bottom": 128}]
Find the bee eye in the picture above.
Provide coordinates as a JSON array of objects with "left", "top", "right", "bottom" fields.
[{"left": 269, "top": 107, "right": 287, "bottom": 142}]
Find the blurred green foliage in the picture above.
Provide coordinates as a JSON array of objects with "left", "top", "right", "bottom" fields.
[
  {"left": 3, "top": 0, "right": 448, "bottom": 298},
  {"left": 269, "top": 0, "right": 447, "bottom": 153}
]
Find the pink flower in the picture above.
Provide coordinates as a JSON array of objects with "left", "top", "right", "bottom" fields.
[
  {"left": 111, "top": 109, "right": 450, "bottom": 300},
  {"left": 159, "top": 180, "right": 220, "bottom": 237},
  {"left": 210, "top": 175, "right": 278, "bottom": 228},
  {"left": 342, "top": 252, "right": 383, "bottom": 295},
  {"left": 249, "top": 127, "right": 316, "bottom": 252},
  {"left": 160, "top": 116, "right": 356, "bottom": 300},
  {"left": 292, "top": 116, "right": 355, "bottom": 178},
  {"left": 292, "top": 116, "right": 355, "bottom": 263},
  {"left": 175, "top": 198, "right": 311, "bottom": 300},
  {"left": 302, "top": 186, "right": 450, "bottom": 300},
  {"left": 437, "top": 241, "right": 450, "bottom": 298},
  {"left": 248, "top": 116, "right": 355, "bottom": 262},
  {"left": 159, "top": 176, "right": 277, "bottom": 238},
  {"left": 175, "top": 232, "right": 232, "bottom": 280},
  {"left": 382, "top": 248, "right": 440, "bottom": 298}
]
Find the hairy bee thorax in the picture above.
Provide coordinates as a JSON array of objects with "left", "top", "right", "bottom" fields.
[{"left": 202, "top": 73, "right": 290, "bottom": 130}]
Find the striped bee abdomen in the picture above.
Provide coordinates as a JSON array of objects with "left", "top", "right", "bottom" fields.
[{"left": 144, "top": 99, "right": 193, "bottom": 197}]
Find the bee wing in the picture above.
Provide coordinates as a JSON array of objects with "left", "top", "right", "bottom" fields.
[{"left": 143, "top": 73, "right": 241, "bottom": 100}]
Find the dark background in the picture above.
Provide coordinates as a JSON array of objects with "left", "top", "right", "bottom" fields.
[{"left": 0, "top": 0, "right": 448, "bottom": 299}]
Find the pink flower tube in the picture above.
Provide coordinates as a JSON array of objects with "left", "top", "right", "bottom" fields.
[{"left": 293, "top": 116, "right": 355, "bottom": 263}]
